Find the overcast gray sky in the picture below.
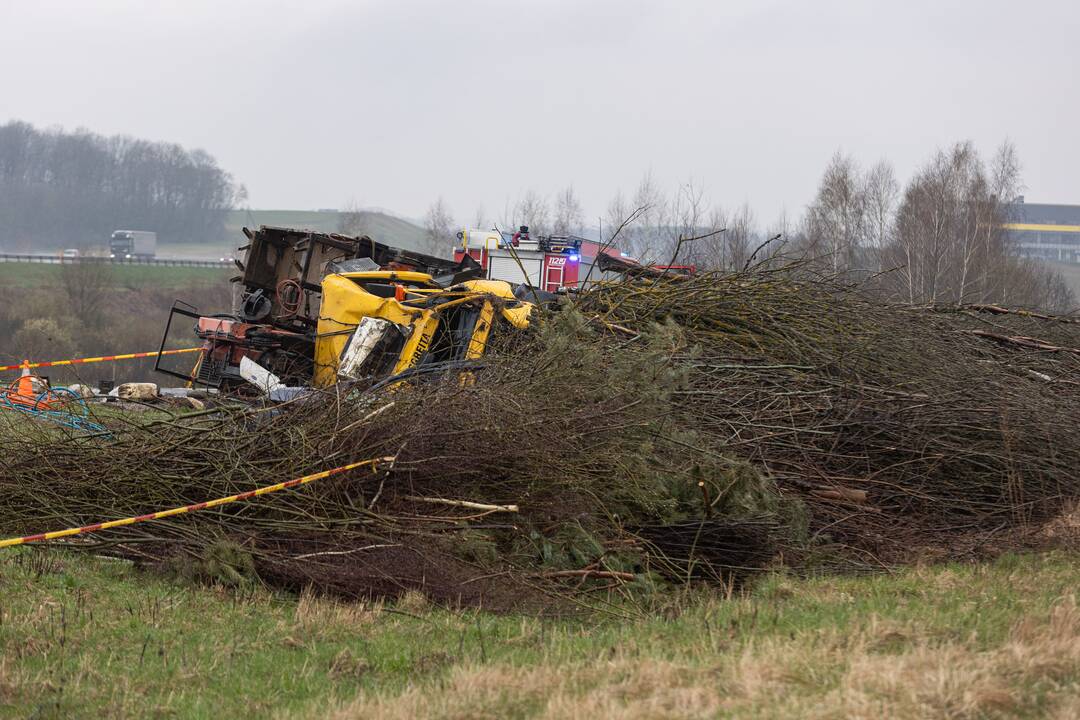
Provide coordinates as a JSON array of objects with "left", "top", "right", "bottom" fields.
[{"left": 1, "top": 0, "right": 1076, "bottom": 225}]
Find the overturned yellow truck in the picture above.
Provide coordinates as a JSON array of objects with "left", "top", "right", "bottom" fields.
[
  {"left": 315, "top": 271, "right": 533, "bottom": 387},
  {"left": 156, "top": 226, "right": 540, "bottom": 392}
]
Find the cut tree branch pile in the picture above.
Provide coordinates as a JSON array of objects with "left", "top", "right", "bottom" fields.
[{"left": 2, "top": 265, "right": 1080, "bottom": 606}]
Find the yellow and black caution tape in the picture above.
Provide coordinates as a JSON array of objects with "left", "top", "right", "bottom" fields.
[
  {"left": 0, "top": 455, "right": 395, "bottom": 549},
  {"left": 0, "top": 347, "right": 202, "bottom": 373}
]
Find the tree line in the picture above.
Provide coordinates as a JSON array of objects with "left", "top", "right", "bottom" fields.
[
  {"left": 0, "top": 120, "right": 241, "bottom": 250},
  {"left": 457, "top": 140, "right": 1071, "bottom": 312},
  {"left": 799, "top": 141, "right": 1072, "bottom": 310}
]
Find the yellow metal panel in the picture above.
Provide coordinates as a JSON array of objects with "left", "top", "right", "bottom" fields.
[
  {"left": 458, "top": 278, "right": 519, "bottom": 299},
  {"left": 500, "top": 305, "right": 534, "bottom": 329},
  {"left": 1003, "top": 223, "right": 1080, "bottom": 233},
  {"left": 465, "top": 302, "right": 496, "bottom": 360},
  {"left": 337, "top": 270, "right": 438, "bottom": 285},
  {"left": 314, "top": 273, "right": 423, "bottom": 386},
  {"left": 391, "top": 311, "right": 440, "bottom": 374}
]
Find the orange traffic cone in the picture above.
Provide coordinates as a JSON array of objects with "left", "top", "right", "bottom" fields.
[{"left": 10, "top": 361, "right": 44, "bottom": 408}]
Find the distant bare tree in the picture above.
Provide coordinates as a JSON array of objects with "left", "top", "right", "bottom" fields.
[
  {"left": 338, "top": 200, "right": 370, "bottom": 237},
  {"left": 605, "top": 190, "right": 631, "bottom": 245},
  {"left": 663, "top": 179, "right": 708, "bottom": 263},
  {"left": 878, "top": 140, "right": 1070, "bottom": 310},
  {"left": 991, "top": 141, "right": 1022, "bottom": 211},
  {"left": 472, "top": 205, "right": 487, "bottom": 229},
  {"left": 982, "top": 141, "right": 1024, "bottom": 294},
  {"left": 884, "top": 144, "right": 965, "bottom": 303},
  {"left": 699, "top": 206, "right": 730, "bottom": 268},
  {"left": 725, "top": 204, "right": 757, "bottom": 271},
  {"left": 763, "top": 209, "right": 793, "bottom": 256},
  {"left": 625, "top": 172, "right": 666, "bottom": 262},
  {"left": 885, "top": 143, "right": 982, "bottom": 303},
  {"left": 602, "top": 176, "right": 762, "bottom": 270},
  {"left": 803, "top": 152, "right": 868, "bottom": 273},
  {"left": 864, "top": 160, "right": 898, "bottom": 249},
  {"left": 553, "top": 186, "right": 584, "bottom": 236},
  {"left": 61, "top": 261, "right": 115, "bottom": 328},
  {"left": 515, "top": 190, "right": 550, "bottom": 237},
  {"left": 423, "top": 197, "right": 455, "bottom": 257}
]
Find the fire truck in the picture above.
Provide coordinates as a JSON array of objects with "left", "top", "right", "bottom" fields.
[{"left": 453, "top": 226, "right": 627, "bottom": 292}]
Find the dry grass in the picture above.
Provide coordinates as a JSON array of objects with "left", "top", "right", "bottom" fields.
[
  {"left": 801, "top": 597, "right": 1078, "bottom": 719},
  {"left": 1039, "top": 502, "right": 1080, "bottom": 548},
  {"left": 324, "top": 592, "right": 1080, "bottom": 720},
  {"left": 293, "top": 587, "right": 381, "bottom": 631},
  {"left": 3, "top": 549, "right": 1078, "bottom": 719}
]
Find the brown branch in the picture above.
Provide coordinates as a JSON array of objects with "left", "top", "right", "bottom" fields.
[
  {"left": 533, "top": 569, "right": 636, "bottom": 581},
  {"left": 403, "top": 496, "right": 519, "bottom": 513},
  {"left": 966, "top": 329, "right": 1080, "bottom": 356}
]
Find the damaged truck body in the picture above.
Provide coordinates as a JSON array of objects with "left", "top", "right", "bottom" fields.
[{"left": 156, "top": 226, "right": 538, "bottom": 392}]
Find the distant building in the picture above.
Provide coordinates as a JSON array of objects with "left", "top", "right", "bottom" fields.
[{"left": 1005, "top": 198, "right": 1080, "bottom": 263}]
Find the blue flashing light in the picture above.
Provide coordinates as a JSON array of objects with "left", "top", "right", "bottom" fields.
[{"left": 568, "top": 253, "right": 580, "bottom": 262}]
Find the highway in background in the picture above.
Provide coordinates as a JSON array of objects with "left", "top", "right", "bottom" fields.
[{"left": 0, "top": 252, "right": 231, "bottom": 268}]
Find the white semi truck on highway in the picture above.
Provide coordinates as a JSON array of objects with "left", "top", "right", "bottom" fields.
[{"left": 109, "top": 230, "right": 157, "bottom": 259}]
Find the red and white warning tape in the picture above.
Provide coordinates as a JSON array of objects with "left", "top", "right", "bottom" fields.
[
  {"left": 0, "top": 455, "right": 395, "bottom": 549},
  {"left": 0, "top": 347, "right": 201, "bottom": 373}
]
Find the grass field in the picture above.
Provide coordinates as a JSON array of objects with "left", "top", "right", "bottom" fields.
[
  {"left": 1, "top": 209, "right": 427, "bottom": 260},
  {"left": 155, "top": 242, "right": 234, "bottom": 259},
  {"left": 0, "top": 549, "right": 1077, "bottom": 719},
  {"left": 225, "top": 209, "right": 428, "bottom": 252},
  {"left": 150, "top": 209, "right": 430, "bottom": 260},
  {"left": 0, "top": 262, "right": 229, "bottom": 289}
]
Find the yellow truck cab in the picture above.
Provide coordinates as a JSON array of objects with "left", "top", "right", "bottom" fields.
[{"left": 314, "top": 270, "right": 533, "bottom": 387}]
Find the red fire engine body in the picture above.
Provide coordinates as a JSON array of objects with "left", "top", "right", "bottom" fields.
[{"left": 453, "top": 226, "right": 627, "bottom": 292}]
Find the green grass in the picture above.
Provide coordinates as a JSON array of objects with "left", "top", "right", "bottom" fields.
[
  {"left": 0, "top": 263, "right": 229, "bottom": 290},
  {"left": 225, "top": 209, "right": 428, "bottom": 252},
  {"left": 0, "top": 548, "right": 1077, "bottom": 718},
  {"left": 226, "top": 209, "right": 345, "bottom": 235},
  {"left": 156, "top": 242, "right": 233, "bottom": 259}
]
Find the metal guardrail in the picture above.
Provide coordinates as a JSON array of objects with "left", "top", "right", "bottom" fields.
[{"left": 0, "top": 253, "right": 230, "bottom": 268}]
